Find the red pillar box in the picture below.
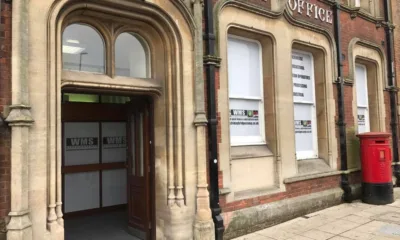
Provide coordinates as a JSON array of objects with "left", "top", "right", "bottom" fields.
[{"left": 356, "top": 132, "right": 394, "bottom": 205}]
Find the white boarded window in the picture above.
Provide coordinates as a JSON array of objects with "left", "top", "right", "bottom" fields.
[
  {"left": 227, "top": 36, "right": 265, "bottom": 145},
  {"left": 356, "top": 64, "right": 370, "bottom": 133},
  {"left": 292, "top": 50, "right": 318, "bottom": 160}
]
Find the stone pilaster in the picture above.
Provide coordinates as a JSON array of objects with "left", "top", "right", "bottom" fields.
[
  {"left": 6, "top": 0, "right": 33, "bottom": 239},
  {"left": 192, "top": 0, "right": 215, "bottom": 239},
  {"left": 5, "top": 105, "right": 33, "bottom": 240}
]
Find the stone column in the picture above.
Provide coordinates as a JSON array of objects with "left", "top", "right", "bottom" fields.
[
  {"left": 192, "top": 0, "right": 215, "bottom": 239},
  {"left": 5, "top": 0, "right": 33, "bottom": 239},
  {"left": 5, "top": 107, "right": 33, "bottom": 240}
]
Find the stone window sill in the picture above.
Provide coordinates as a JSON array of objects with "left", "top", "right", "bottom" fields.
[
  {"left": 233, "top": 186, "right": 282, "bottom": 201},
  {"left": 284, "top": 158, "right": 340, "bottom": 184},
  {"left": 231, "top": 144, "right": 273, "bottom": 160}
]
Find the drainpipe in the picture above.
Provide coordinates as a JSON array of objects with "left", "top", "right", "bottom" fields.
[
  {"left": 383, "top": 0, "right": 400, "bottom": 186},
  {"left": 333, "top": 2, "right": 352, "bottom": 202},
  {"left": 204, "top": 0, "right": 224, "bottom": 239}
]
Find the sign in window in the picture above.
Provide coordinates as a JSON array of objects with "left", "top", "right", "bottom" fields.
[
  {"left": 356, "top": 64, "right": 370, "bottom": 133},
  {"left": 292, "top": 51, "right": 318, "bottom": 160}
]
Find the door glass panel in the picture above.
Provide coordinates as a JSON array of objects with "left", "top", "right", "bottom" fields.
[
  {"left": 64, "top": 171, "right": 100, "bottom": 213},
  {"left": 139, "top": 112, "right": 144, "bottom": 177},
  {"left": 131, "top": 114, "right": 136, "bottom": 176},
  {"left": 102, "top": 169, "right": 127, "bottom": 207},
  {"left": 64, "top": 122, "right": 100, "bottom": 166},
  {"left": 101, "top": 122, "right": 127, "bottom": 163}
]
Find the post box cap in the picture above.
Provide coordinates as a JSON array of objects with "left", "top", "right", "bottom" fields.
[{"left": 356, "top": 132, "right": 391, "bottom": 138}]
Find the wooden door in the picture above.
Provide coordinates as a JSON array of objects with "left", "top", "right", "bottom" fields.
[{"left": 127, "top": 100, "right": 151, "bottom": 239}]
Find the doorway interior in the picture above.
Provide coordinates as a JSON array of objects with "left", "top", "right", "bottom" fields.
[{"left": 61, "top": 91, "right": 154, "bottom": 240}]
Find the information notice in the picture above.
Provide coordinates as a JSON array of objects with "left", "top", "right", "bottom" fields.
[
  {"left": 292, "top": 51, "right": 316, "bottom": 156},
  {"left": 230, "top": 109, "right": 259, "bottom": 126},
  {"left": 294, "top": 120, "right": 312, "bottom": 134}
]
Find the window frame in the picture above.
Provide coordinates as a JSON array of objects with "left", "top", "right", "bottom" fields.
[
  {"left": 291, "top": 49, "right": 318, "bottom": 160},
  {"left": 227, "top": 34, "right": 266, "bottom": 146},
  {"left": 62, "top": 21, "right": 153, "bottom": 81},
  {"left": 114, "top": 32, "right": 152, "bottom": 79},
  {"left": 355, "top": 63, "right": 371, "bottom": 133},
  {"left": 62, "top": 23, "right": 107, "bottom": 74}
]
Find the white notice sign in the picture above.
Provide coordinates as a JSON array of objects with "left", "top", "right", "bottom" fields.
[
  {"left": 292, "top": 51, "right": 318, "bottom": 159},
  {"left": 229, "top": 99, "right": 262, "bottom": 144}
]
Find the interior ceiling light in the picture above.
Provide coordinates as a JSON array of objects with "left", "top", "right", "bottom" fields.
[
  {"left": 62, "top": 45, "right": 85, "bottom": 54},
  {"left": 67, "top": 39, "right": 80, "bottom": 44}
]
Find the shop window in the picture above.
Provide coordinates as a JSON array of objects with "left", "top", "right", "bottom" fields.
[
  {"left": 292, "top": 50, "right": 318, "bottom": 160},
  {"left": 115, "top": 33, "right": 150, "bottom": 78},
  {"left": 355, "top": 64, "right": 370, "bottom": 133},
  {"left": 62, "top": 24, "right": 105, "bottom": 73},
  {"left": 227, "top": 36, "right": 265, "bottom": 146}
]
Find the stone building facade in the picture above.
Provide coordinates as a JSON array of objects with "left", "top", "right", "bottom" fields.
[{"left": 0, "top": 0, "right": 398, "bottom": 240}]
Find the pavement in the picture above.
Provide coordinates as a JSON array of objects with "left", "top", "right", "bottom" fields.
[{"left": 234, "top": 198, "right": 400, "bottom": 240}]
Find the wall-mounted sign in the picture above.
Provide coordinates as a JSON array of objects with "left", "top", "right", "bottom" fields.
[
  {"left": 288, "top": 0, "right": 333, "bottom": 24},
  {"left": 65, "top": 137, "right": 99, "bottom": 151},
  {"left": 102, "top": 136, "right": 126, "bottom": 149}
]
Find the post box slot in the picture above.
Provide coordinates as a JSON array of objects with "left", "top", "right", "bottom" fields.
[{"left": 375, "top": 140, "right": 385, "bottom": 144}]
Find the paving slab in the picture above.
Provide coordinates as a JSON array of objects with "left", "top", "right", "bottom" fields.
[{"left": 234, "top": 197, "right": 400, "bottom": 240}]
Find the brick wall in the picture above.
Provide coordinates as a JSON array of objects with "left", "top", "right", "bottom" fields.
[
  {"left": 393, "top": 0, "right": 400, "bottom": 160},
  {"left": 0, "top": 0, "right": 11, "bottom": 238},
  {"left": 220, "top": 175, "right": 341, "bottom": 212},
  {"left": 213, "top": 0, "right": 388, "bottom": 214}
]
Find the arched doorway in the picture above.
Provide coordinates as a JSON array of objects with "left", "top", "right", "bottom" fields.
[
  {"left": 61, "top": 22, "right": 155, "bottom": 240},
  {"left": 39, "top": 1, "right": 197, "bottom": 239}
]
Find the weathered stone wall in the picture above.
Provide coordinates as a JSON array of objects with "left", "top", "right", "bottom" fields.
[{"left": 0, "top": 1, "right": 11, "bottom": 239}]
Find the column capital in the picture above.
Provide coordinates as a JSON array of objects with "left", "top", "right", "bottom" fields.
[{"left": 4, "top": 104, "right": 34, "bottom": 127}]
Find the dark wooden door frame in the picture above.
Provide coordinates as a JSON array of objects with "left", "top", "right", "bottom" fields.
[
  {"left": 126, "top": 96, "right": 155, "bottom": 240},
  {"left": 61, "top": 95, "right": 156, "bottom": 240}
]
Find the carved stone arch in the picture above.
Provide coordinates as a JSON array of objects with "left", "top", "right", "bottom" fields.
[
  {"left": 347, "top": 37, "right": 388, "bottom": 87},
  {"left": 214, "top": 0, "right": 287, "bottom": 19},
  {"left": 213, "top": 0, "right": 338, "bottom": 79},
  {"left": 214, "top": 0, "right": 283, "bottom": 57},
  {"left": 345, "top": 37, "right": 388, "bottom": 169},
  {"left": 112, "top": 25, "right": 159, "bottom": 78},
  {"left": 44, "top": 0, "right": 196, "bottom": 238}
]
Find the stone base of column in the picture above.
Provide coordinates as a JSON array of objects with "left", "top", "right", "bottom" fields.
[
  {"left": 194, "top": 219, "right": 215, "bottom": 240},
  {"left": 7, "top": 212, "right": 32, "bottom": 240},
  {"left": 164, "top": 205, "right": 191, "bottom": 240}
]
